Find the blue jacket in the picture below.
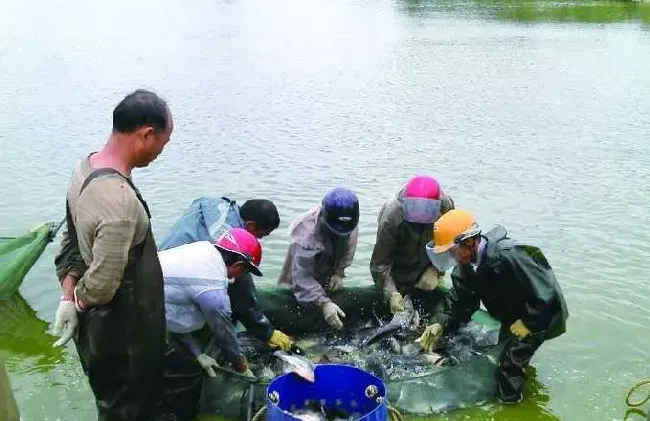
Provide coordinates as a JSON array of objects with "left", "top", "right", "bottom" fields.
[
  {"left": 159, "top": 196, "right": 244, "bottom": 251},
  {"left": 159, "top": 197, "right": 275, "bottom": 341}
]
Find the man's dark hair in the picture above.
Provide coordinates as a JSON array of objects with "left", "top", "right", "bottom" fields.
[
  {"left": 240, "top": 199, "right": 280, "bottom": 231},
  {"left": 112, "top": 89, "right": 169, "bottom": 134}
]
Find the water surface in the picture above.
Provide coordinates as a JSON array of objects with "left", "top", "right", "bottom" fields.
[{"left": 1, "top": 0, "right": 649, "bottom": 420}]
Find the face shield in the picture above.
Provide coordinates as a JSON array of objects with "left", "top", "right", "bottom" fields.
[
  {"left": 403, "top": 198, "right": 441, "bottom": 224},
  {"left": 426, "top": 241, "right": 459, "bottom": 273}
]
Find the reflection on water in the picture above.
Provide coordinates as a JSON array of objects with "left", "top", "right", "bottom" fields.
[
  {"left": 0, "top": 293, "right": 64, "bottom": 374},
  {"left": 396, "top": 0, "right": 650, "bottom": 24},
  {"left": 495, "top": 1, "right": 650, "bottom": 24}
]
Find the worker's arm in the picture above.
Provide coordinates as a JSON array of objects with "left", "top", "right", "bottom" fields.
[
  {"left": 194, "top": 290, "right": 248, "bottom": 372},
  {"left": 436, "top": 268, "right": 480, "bottom": 333},
  {"left": 54, "top": 221, "right": 87, "bottom": 296},
  {"left": 74, "top": 181, "right": 144, "bottom": 308},
  {"left": 178, "top": 333, "right": 202, "bottom": 357},
  {"left": 228, "top": 273, "right": 274, "bottom": 342},
  {"left": 507, "top": 245, "right": 564, "bottom": 333},
  {"left": 289, "top": 243, "right": 331, "bottom": 307},
  {"left": 369, "top": 203, "right": 399, "bottom": 297}
]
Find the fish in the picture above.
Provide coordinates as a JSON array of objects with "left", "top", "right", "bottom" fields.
[
  {"left": 290, "top": 402, "right": 360, "bottom": 421},
  {"left": 237, "top": 312, "right": 494, "bottom": 383},
  {"left": 358, "top": 296, "right": 417, "bottom": 348},
  {"left": 291, "top": 408, "right": 327, "bottom": 421},
  {"left": 361, "top": 348, "right": 450, "bottom": 380},
  {"left": 273, "top": 350, "right": 316, "bottom": 382}
]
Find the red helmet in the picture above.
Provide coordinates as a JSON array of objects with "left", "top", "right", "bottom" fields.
[
  {"left": 404, "top": 175, "right": 441, "bottom": 200},
  {"left": 214, "top": 228, "right": 263, "bottom": 276}
]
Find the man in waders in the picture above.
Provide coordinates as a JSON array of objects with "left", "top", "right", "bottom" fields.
[
  {"left": 416, "top": 209, "right": 568, "bottom": 405},
  {"left": 52, "top": 90, "right": 199, "bottom": 421}
]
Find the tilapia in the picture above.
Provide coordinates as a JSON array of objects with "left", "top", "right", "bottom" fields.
[
  {"left": 273, "top": 350, "right": 316, "bottom": 382},
  {"left": 359, "top": 296, "right": 418, "bottom": 348}
]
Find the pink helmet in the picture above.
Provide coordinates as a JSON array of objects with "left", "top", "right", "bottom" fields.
[
  {"left": 404, "top": 175, "right": 441, "bottom": 200},
  {"left": 214, "top": 228, "right": 263, "bottom": 276}
]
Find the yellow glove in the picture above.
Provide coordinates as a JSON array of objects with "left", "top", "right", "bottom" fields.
[
  {"left": 414, "top": 267, "right": 442, "bottom": 291},
  {"left": 389, "top": 292, "right": 405, "bottom": 314},
  {"left": 415, "top": 323, "right": 443, "bottom": 352},
  {"left": 509, "top": 319, "right": 531, "bottom": 340},
  {"left": 268, "top": 330, "right": 293, "bottom": 351}
]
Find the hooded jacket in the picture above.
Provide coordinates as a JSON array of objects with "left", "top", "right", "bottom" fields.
[
  {"left": 438, "top": 225, "right": 569, "bottom": 339},
  {"left": 278, "top": 206, "right": 358, "bottom": 307}
]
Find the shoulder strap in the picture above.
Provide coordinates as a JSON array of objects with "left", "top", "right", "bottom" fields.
[{"left": 79, "top": 168, "right": 151, "bottom": 219}]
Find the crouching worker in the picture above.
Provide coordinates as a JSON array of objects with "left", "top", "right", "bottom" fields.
[
  {"left": 370, "top": 175, "right": 455, "bottom": 319},
  {"left": 159, "top": 228, "right": 260, "bottom": 416},
  {"left": 416, "top": 209, "right": 568, "bottom": 405},
  {"left": 279, "top": 187, "right": 360, "bottom": 330},
  {"left": 159, "top": 197, "right": 293, "bottom": 353}
]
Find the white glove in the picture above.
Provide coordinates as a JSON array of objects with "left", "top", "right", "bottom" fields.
[
  {"left": 197, "top": 354, "right": 220, "bottom": 377},
  {"left": 321, "top": 302, "right": 346, "bottom": 330},
  {"left": 52, "top": 300, "right": 78, "bottom": 347},
  {"left": 327, "top": 274, "right": 344, "bottom": 292}
]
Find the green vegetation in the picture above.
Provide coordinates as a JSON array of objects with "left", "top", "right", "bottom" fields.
[{"left": 397, "top": 0, "right": 650, "bottom": 24}]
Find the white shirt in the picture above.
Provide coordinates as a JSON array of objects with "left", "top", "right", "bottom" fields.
[{"left": 158, "top": 241, "right": 231, "bottom": 334}]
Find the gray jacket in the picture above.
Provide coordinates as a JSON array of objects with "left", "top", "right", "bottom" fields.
[
  {"left": 370, "top": 187, "right": 454, "bottom": 297},
  {"left": 278, "top": 206, "right": 358, "bottom": 307}
]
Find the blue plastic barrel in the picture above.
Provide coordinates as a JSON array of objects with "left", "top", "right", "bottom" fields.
[{"left": 266, "top": 364, "right": 388, "bottom": 421}]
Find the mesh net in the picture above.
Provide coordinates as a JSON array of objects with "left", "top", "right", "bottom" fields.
[
  {"left": 198, "top": 285, "right": 505, "bottom": 419},
  {"left": 0, "top": 222, "right": 61, "bottom": 298}
]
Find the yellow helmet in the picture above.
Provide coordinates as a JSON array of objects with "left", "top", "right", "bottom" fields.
[{"left": 432, "top": 209, "right": 481, "bottom": 253}]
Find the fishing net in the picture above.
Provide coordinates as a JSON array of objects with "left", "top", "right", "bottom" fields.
[
  {"left": 198, "top": 285, "right": 506, "bottom": 419},
  {"left": 0, "top": 222, "right": 62, "bottom": 298}
]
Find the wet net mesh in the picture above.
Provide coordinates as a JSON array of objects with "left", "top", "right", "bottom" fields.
[
  {"left": 198, "top": 285, "right": 505, "bottom": 419},
  {"left": 0, "top": 222, "right": 61, "bottom": 298}
]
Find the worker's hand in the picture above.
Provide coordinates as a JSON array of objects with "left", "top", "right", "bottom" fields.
[
  {"left": 327, "top": 274, "right": 344, "bottom": 292},
  {"left": 52, "top": 299, "right": 78, "bottom": 347},
  {"left": 197, "top": 354, "right": 220, "bottom": 378},
  {"left": 389, "top": 292, "right": 405, "bottom": 314},
  {"left": 509, "top": 319, "right": 531, "bottom": 341},
  {"left": 268, "top": 330, "right": 293, "bottom": 351},
  {"left": 414, "top": 267, "right": 442, "bottom": 291},
  {"left": 415, "top": 323, "right": 444, "bottom": 352},
  {"left": 321, "top": 302, "right": 346, "bottom": 330}
]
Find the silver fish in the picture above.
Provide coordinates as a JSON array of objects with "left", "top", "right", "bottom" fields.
[
  {"left": 273, "top": 350, "right": 316, "bottom": 382},
  {"left": 291, "top": 408, "right": 327, "bottom": 421},
  {"left": 359, "top": 296, "right": 417, "bottom": 348}
]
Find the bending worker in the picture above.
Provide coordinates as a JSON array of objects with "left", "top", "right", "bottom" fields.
[
  {"left": 370, "top": 175, "right": 455, "bottom": 317},
  {"left": 416, "top": 209, "right": 568, "bottom": 404},
  {"left": 279, "top": 187, "right": 360, "bottom": 330},
  {"left": 159, "top": 228, "right": 260, "bottom": 389},
  {"left": 159, "top": 197, "right": 292, "bottom": 352}
]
